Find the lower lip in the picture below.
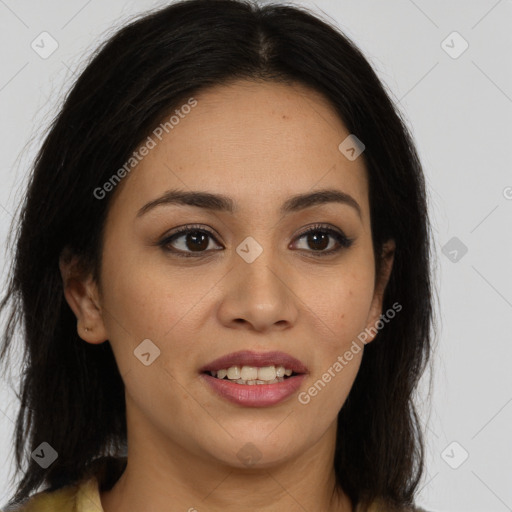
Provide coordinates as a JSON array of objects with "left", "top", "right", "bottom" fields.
[{"left": 201, "top": 373, "right": 307, "bottom": 407}]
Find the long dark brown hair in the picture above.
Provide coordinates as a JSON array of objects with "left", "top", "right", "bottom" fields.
[{"left": 0, "top": 0, "right": 434, "bottom": 509}]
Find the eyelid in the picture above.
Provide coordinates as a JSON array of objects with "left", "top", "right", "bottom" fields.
[{"left": 163, "top": 223, "right": 221, "bottom": 238}]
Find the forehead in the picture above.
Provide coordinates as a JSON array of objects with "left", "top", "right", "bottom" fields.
[{"left": 109, "top": 80, "right": 369, "bottom": 220}]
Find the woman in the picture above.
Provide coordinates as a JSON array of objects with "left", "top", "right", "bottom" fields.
[{"left": 0, "top": 0, "right": 434, "bottom": 510}]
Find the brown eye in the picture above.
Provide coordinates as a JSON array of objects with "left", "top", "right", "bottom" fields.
[
  {"left": 160, "top": 226, "right": 223, "bottom": 257},
  {"left": 293, "top": 225, "right": 353, "bottom": 255},
  {"left": 304, "top": 232, "right": 330, "bottom": 251},
  {"left": 182, "top": 231, "right": 210, "bottom": 251}
]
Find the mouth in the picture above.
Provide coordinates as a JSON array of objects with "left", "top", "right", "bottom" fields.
[{"left": 199, "top": 350, "right": 308, "bottom": 407}]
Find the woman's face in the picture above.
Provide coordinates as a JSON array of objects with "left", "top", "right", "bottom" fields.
[{"left": 71, "top": 80, "right": 394, "bottom": 470}]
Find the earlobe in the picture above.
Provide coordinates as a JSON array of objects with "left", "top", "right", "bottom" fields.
[
  {"left": 59, "top": 248, "right": 108, "bottom": 344},
  {"left": 364, "top": 239, "right": 396, "bottom": 344}
]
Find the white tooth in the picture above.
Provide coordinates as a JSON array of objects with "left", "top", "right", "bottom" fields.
[
  {"left": 275, "top": 366, "right": 285, "bottom": 378},
  {"left": 227, "top": 366, "right": 241, "bottom": 379},
  {"left": 258, "top": 366, "right": 277, "bottom": 381},
  {"left": 240, "top": 366, "right": 258, "bottom": 381},
  {"left": 247, "top": 380, "right": 256, "bottom": 385},
  {"left": 210, "top": 370, "right": 217, "bottom": 377},
  {"left": 236, "top": 379, "right": 245, "bottom": 384},
  {"left": 277, "top": 377, "right": 284, "bottom": 383},
  {"left": 284, "top": 368, "right": 292, "bottom": 376},
  {"left": 217, "top": 369, "right": 227, "bottom": 379},
  {"left": 267, "top": 378, "right": 278, "bottom": 384},
  {"left": 255, "top": 380, "right": 266, "bottom": 384}
]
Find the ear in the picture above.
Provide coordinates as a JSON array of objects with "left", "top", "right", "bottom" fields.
[
  {"left": 364, "top": 239, "right": 396, "bottom": 344},
  {"left": 59, "top": 247, "right": 108, "bottom": 344}
]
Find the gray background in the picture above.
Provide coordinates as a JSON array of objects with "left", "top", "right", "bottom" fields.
[{"left": 1, "top": 1, "right": 511, "bottom": 510}]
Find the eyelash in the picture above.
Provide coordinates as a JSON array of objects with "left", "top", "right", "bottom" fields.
[{"left": 158, "top": 223, "right": 354, "bottom": 258}]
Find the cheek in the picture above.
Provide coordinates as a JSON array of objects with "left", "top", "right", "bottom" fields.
[
  {"left": 300, "top": 265, "right": 375, "bottom": 349},
  {"left": 98, "top": 245, "right": 211, "bottom": 369},
  {"left": 296, "top": 257, "right": 375, "bottom": 417}
]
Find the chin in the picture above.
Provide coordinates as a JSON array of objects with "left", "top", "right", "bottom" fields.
[{"left": 206, "top": 431, "right": 304, "bottom": 470}]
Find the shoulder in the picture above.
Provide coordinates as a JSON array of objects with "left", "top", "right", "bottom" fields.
[
  {"left": 1, "top": 484, "right": 80, "bottom": 512},
  {"left": 1, "top": 474, "right": 101, "bottom": 512},
  {"left": 1, "top": 455, "right": 125, "bottom": 512}
]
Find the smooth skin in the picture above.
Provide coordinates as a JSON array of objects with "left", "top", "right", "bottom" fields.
[{"left": 60, "top": 80, "right": 395, "bottom": 512}]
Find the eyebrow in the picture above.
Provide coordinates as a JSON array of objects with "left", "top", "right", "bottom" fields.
[{"left": 136, "top": 188, "right": 362, "bottom": 219}]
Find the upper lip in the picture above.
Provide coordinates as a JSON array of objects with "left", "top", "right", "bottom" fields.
[{"left": 200, "top": 350, "right": 308, "bottom": 374}]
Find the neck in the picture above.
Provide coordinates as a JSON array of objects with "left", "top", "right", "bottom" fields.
[{"left": 100, "top": 410, "right": 353, "bottom": 512}]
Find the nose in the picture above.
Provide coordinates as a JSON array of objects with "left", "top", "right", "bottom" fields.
[{"left": 216, "top": 248, "right": 299, "bottom": 333}]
